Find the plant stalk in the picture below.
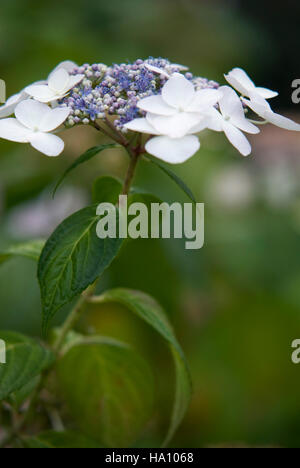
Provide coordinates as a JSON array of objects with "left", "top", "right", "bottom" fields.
[{"left": 122, "top": 149, "right": 140, "bottom": 195}]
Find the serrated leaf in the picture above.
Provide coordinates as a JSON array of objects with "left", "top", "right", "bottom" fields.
[
  {"left": 92, "top": 175, "right": 122, "bottom": 204},
  {"left": 25, "top": 431, "right": 103, "bottom": 448},
  {"left": 56, "top": 337, "right": 154, "bottom": 447},
  {"left": 91, "top": 289, "right": 192, "bottom": 446},
  {"left": 0, "top": 240, "right": 45, "bottom": 266},
  {"left": 38, "top": 205, "right": 123, "bottom": 333},
  {"left": 0, "top": 331, "right": 54, "bottom": 401},
  {"left": 145, "top": 155, "right": 197, "bottom": 204},
  {"left": 53, "top": 144, "right": 119, "bottom": 197}
]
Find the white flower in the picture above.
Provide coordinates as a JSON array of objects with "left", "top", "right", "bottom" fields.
[
  {"left": 51, "top": 60, "right": 78, "bottom": 75},
  {"left": 125, "top": 73, "right": 222, "bottom": 163},
  {"left": 0, "top": 60, "right": 78, "bottom": 118},
  {"left": 225, "top": 67, "right": 278, "bottom": 100},
  {"left": 25, "top": 67, "right": 84, "bottom": 103},
  {"left": 203, "top": 86, "right": 260, "bottom": 156},
  {"left": 0, "top": 100, "right": 70, "bottom": 156},
  {"left": 242, "top": 93, "right": 300, "bottom": 131},
  {"left": 0, "top": 92, "right": 27, "bottom": 118},
  {"left": 125, "top": 116, "right": 201, "bottom": 164},
  {"left": 138, "top": 73, "right": 222, "bottom": 138}
]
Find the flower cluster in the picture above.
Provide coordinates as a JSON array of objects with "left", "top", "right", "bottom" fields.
[
  {"left": 60, "top": 58, "right": 196, "bottom": 131},
  {"left": 0, "top": 58, "right": 299, "bottom": 161},
  {"left": 126, "top": 67, "right": 300, "bottom": 161}
]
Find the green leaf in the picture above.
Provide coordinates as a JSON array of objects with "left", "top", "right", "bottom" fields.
[
  {"left": 0, "top": 331, "right": 54, "bottom": 401},
  {"left": 57, "top": 337, "right": 154, "bottom": 447},
  {"left": 92, "top": 175, "right": 122, "bottom": 204},
  {"left": 91, "top": 289, "right": 192, "bottom": 446},
  {"left": 53, "top": 144, "right": 119, "bottom": 197},
  {"left": 25, "top": 431, "right": 103, "bottom": 448},
  {"left": 0, "top": 240, "right": 45, "bottom": 266},
  {"left": 38, "top": 205, "right": 124, "bottom": 334},
  {"left": 144, "top": 155, "right": 197, "bottom": 204},
  {"left": 8, "top": 375, "right": 40, "bottom": 408}
]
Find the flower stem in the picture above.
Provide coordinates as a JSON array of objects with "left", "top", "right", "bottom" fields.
[{"left": 122, "top": 149, "right": 140, "bottom": 195}]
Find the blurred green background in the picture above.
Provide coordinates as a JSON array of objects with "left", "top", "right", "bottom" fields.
[{"left": 1, "top": 0, "right": 300, "bottom": 447}]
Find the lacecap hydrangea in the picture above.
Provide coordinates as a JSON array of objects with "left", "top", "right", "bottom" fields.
[
  {"left": 59, "top": 58, "right": 219, "bottom": 132},
  {"left": 0, "top": 57, "right": 299, "bottom": 161}
]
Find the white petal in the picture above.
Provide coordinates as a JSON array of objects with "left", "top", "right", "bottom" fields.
[
  {"left": 25, "top": 84, "right": 57, "bottom": 103},
  {"left": 0, "top": 93, "right": 25, "bottom": 118},
  {"left": 50, "top": 60, "right": 77, "bottom": 76},
  {"left": 170, "top": 63, "right": 189, "bottom": 71},
  {"left": 218, "top": 86, "right": 260, "bottom": 134},
  {"left": 222, "top": 122, "right": 252, "bottom": 156},
  {"left": 256, "top": 87, "right": 278, "bottom": 99},
  {"left": 203, "top": 108, "right": 223, "bottom": 132},
  {"left": 242, "top": 95, "right": 270, "bottom": 117},
  {"left": 145, "top": 135, "right": 200, "bottom": 164},
  {"left": 147, "top": 112, "right": 202, "bottom": 138},
  {"left": 64, "top": 74, "right": 84, "bottom": 92},
  {"left": 225, "top": 68, "right": 255, "bottom": 95},
  {"left": 0, "top": 118, "right": 31, "bottom": 142},
  {"left": 265, "top": 110, "right": 300, "bottom": 131},
  {"left": 188, "top": 117, "right": 209, "bottom": 133},
  {"left": 48, "top": 69, "right": 70, "bottom": 93},
  {"left": 124, "top": 118, "right": 161, "bottom": 135},
  {"left": 187, "top": 88, "right": 223, "bottom": 112},
  {"left": 15, "top": 100, "right": 51, "bottom": 130},
  {"left": 218, "top": 86, "right": 246, "bottom": 121},
  {"left": 144, "top": 64, "right": 170, "bottom": 78},
  {"left": 39, "top": 107, "right": 70, "bottom": 132},
  {"left": 162, "top": 73, "right": 195, "bottom": 109},
  {"left": 137, "top": 95, "right": 176, "bottom": 116},
  {"left": 28, "top": 132, "right": 64, "bottom": 156},
  {"left": 235, "top": 118, "right": 260, "bottom": 134}
]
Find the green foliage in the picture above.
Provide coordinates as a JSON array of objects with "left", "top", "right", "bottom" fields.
[
  {"left": 25, "top": 431, "right": 103, "bottom": 448},
  {"left": 57, "top": 337, "right": 154, "bottom": 447},
  {"left": 8, "top": 376, "right": 40, "bottom": 409},
  {"left": 91, "top": 288, "right": 192, "bottom": 446},
  {"left": 0, "top": 240, "right": 45, "bottom": 265},
  {"left": 0, "top": 149, "right": 192, "bottom": 447},
  {"left": 144, "top": 155, "right": 197, "bottom": 204},
  {"left": 38, "top": 204, "right": 124, "bottom": 334},
  {"left": 53, "top": 144, "right": 119, "bottom": 197},
  {"left": 0, "top": 331, "right": 54, "bottom": 401},
  {"left": 92, "top": 175, "right": 123, "bottom": 204}
]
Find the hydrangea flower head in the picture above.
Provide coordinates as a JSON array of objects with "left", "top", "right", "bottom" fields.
[{"left": 0, "top": 59, "right": 299, "bottom": 161}]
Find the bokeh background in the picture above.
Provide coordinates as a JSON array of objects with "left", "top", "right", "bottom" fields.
[{"left": 1, "top": 0, "right": 300, "bottom": 447}]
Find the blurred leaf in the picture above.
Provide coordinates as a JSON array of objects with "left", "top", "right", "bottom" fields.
[
  {"left": 0, "top": 240, "right": 45, "bottom": 266},
  {"left": 53, "top": 144, "right": 119, "bottom": 197},
  {"left": 57, "top": 337, "right": 154, "bottom": 447},
  {"left": 0, "top": 331, "right": 54, "bottom": 401},
  {"left": 128, "top": 192, "right": 163, "bottom": 205},
  {"left": 145, "top": 156, "right": 197, "bottom": 204},
  {"left": 25, "top": 431, "right": 103, "bottom": 448},
  {"left": 91, "top": 289, "right": 192, "bottom": 446},
  {"left": 92, "top": 175, "right": 122, "bottom": 204},
  {"left": 8, "top": 375, "right": 40, "bottom": 408},
  {"left": 38, "top": 205, "right": 124, "bottom": 334}
]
